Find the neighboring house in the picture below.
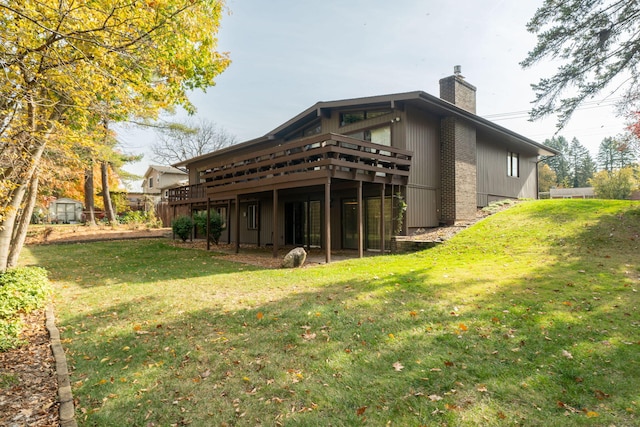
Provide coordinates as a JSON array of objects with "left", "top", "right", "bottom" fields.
[
  {"left": 125, "top": 192, "right": 146, "bottom": 211},
  {"left": 141, "top": 165, "right": 188, "bottom": 199},
  {"left": 550, "top": 187, "right": 595, "bottom": 199},
  {"left": 168, "top": 68, "right": 557, "bottom": 262},
  {"left": 50, "top": 198, "right": 83, "bottom": 223}
]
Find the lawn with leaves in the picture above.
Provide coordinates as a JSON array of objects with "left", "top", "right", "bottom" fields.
[{"left": 22, "top": 199, "right": 640, "bottom": 426}]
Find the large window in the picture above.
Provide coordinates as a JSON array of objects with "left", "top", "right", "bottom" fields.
[
  {"left": 507, "top": 152, "right": 519, "bottom": 177},
  {"left": 340, "top": 109, "right": 391, "bottom": 126},
  {"left": 348, "top": 125, "right": 391, "bottom": 146},
  {"left": 148, "top": 177, "right": 154, "bottom": 188},
  {"left": 247, "top": 204, "right": 258, "bottom": 230}
]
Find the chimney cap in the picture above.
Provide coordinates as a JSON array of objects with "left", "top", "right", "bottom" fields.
[{"left": 454, "top": 65, "right": 462, "bottom": 75}]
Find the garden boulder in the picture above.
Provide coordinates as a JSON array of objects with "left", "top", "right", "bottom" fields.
[{"left": 282, "top": 247, "right": 307, "bottom": 268}]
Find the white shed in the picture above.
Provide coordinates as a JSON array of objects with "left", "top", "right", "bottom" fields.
[{"left": 50, "top": 198, "right": 84, "bottom": 223}]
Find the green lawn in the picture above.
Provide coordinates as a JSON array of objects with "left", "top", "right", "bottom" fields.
[{"left": 21, "top": 199, "right": 640, "bottom": 426}]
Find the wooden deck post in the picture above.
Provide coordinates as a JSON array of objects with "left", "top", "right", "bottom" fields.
[
  {"left": 380, "top": 183, "right": 386, "bottom": 254},
  {"left": 206, "top": 198, "right": 211, "bottom": 251},
  {"left": 273, "top": 189, "right": 279, "bottom": 258},
  {"left": 235, "top": 195, "right": 240, "bottom": 254},
  {"left": 189, "top": 203, "right": 194, "bottom": 242},
  {"left": 226, "top": 200, "right": 231, "bottom": 244},
  {"left": 325, "top": 179, "right": 331, "bottom": 264},
  {"left": 358, "top": 180, "right": 363, "bottom": 258},
  {"left": 257, "top": 201, "right": 261, "bottom": 248},
  {"left": 306, "top": 195, "right": 311, "bottom": 252}
]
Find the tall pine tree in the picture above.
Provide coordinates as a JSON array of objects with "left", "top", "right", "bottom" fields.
[{"left": 567, "top": 138, "right": 596, "bottom": 188}]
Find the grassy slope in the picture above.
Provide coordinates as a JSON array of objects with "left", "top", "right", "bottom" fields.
[{"left": 22, "top": 199, "right": 640, "bottom": 426}]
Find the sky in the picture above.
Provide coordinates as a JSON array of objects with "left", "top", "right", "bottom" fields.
[{"left": 117, "top": 0, "right": 629, "bottom": 190}]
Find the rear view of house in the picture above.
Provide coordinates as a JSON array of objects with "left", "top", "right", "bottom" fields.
[{"left": 168, "top": 68, "right": 557, "bottom": 262}]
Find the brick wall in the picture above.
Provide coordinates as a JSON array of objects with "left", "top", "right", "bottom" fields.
[
  {"left": 440, "top": 117, "right": 477, "bottom": 224},
  {"left": 439, "top": 75, "right": 477, "bottom": 114}
]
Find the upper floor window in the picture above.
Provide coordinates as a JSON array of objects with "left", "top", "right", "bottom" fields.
[
  {"left": 507, "top": 152, "right": 519, "bottom": 177},
  {"left": 340, "top": 109, "right": 391, "bottom": 126},
  {"left": 149, "top": 177, "right": 154, "bottom": 188},
  {"left": 348, "top": 125, "right": 391, "bottom": 147},
  {"left": 284, "top": 121, "right": 322, "bottom": 141}
]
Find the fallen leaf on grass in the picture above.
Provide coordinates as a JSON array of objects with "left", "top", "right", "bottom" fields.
[
  {"left": 256, "top": 312, "right": 264, "bottom": 320},
  {"left": 302, "top": 331, "right": 316, "bottom": 340},
  {"left": 562, "top": 350, "right": 573, "bottom": 359},
  {"left": 356, "top": 406, "right": 367, "bottom": 416},
  {"left": 428, "top": 394, "right": 443, "bottom": 401},
  {"left": 476, "top": 384, "right": 488, "bottom": 393},
  {"left": 594, "top": 389, "right": 610, "bottom": 400},
  {"left": 392, "top": 361, "right": 404, "bottom": 371}
]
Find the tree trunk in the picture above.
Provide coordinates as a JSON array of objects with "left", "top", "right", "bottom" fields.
[
  {"left": 84, "top": 165, "right": 97, "bottom": 226},
  {"left": 0, "top": 180, "right": 29, "bottom": 271},
  {"left": 0, "top": 141, "right": 46, "bottom": 271},
  {"left": 7, "top": 173, "right": 39, "bottom": 268},
  {"left": 101, "top": 161, "right": 116, "bottom": 223}
]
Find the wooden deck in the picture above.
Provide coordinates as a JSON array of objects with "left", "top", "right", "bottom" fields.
[{"left": 168, "top": 133, "right": 412, "bottom": 204}]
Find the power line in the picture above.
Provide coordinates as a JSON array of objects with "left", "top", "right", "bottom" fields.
[{"left": 483, "top": 97, "right": 623, "bottom": 121}]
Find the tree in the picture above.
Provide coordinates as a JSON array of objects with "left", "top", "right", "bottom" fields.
[
  {"left": 522, "top": 1, "right": 640, "bottom": 129},
  {"left": 0, "top": 0, "right": 230, "bottom": 271},
  {"left": 590, "top": 167, "right": 638, "bottom": 199},
  {"left": 597, "top": 136, "right": 638, "bottom": 172},
  {"left": 541, "top": 136, "right": 571, "bottom": 187},
  {"left": 151, "top": 118, "right": 236, "bottom": 165},
  {"left": 567, "top": 138, "right": 596, "bottom": 187},
  {"left": 84, "top": 166, "right": 97, "bottom": 226},
  {"left": 538, "top": 163, "right": 557, "bottom": 193}
]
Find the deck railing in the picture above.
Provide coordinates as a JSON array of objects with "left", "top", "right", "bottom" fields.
[{"left": 168, "top": 133, "right": 412, "bottom": 203}]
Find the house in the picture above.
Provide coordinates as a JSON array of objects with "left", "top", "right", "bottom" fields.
[
  {"left": 168, "top": 68, "right": 557, "bottom": 262},
  {"left": 50, "top": 198, "right": 83, "bottom": 223},
  {"left": 549, "top": 187, "right": 595, "bottom": 199},
  {"left": 141, "top": 165, "right": 188, "bottom": 200}
]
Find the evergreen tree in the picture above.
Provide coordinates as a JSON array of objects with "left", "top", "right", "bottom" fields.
[
  {"left": 597, "top": 137, "right": 620, "bottom": 172},
  {"left": 567, "top": 138, "right": 596, "bottom": 188},
  {"left": 597, "top": 136, "right": 638, "bottom": 172},
  {"left": 522, "top": 1, "right": 640, "bottom": 128},
  {"left": 541, "top": 136, "right": 570, "bottom": 187}
]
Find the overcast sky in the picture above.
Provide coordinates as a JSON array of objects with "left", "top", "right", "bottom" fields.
[{"left": 118, "top": 0, "right": 629, "bottom": 188}]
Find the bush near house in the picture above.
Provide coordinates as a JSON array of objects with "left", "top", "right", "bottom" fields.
[
  {"left": 193, "top": 210, "right": 225, "bottom": 244},
  {"left": 0, "top": 267, "right": 51, "bottom": 351},
  {"left": 171, "top": 215, "right": 193, "bottom": 242}
]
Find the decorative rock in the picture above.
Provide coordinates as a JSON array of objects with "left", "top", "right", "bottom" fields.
[{"left": 282, "top": 247, "right": 307, "bottom": 268}]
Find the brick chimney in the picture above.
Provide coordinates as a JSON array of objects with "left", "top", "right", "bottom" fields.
[
  {"left": 439, "top": 66, "right": 477, "bottom": 225},
  {"left": 439, "top": 65, "right": 477, "bottom": 114}
]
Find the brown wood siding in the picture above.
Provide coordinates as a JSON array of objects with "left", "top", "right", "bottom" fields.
[
  {"left": 406, "top": 187, "right": 439, "bottom": 228},
  {"left": 404, "top": 106, "right": 441, "bottom": 228},
  {"left": 476, "top": 137, "right": 538, "bottom": 206}
]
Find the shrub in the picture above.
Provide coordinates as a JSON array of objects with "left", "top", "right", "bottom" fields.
[
  {"left": 119, "top": 210, "right": 162, "bottom": 228},
  {"left": 172, "top": 215, "right": 193, "bottom": 242},
  {"left": 193, "top": 210, "right": 226, "bottom": 244},
  {"left": 590, "top": 167, "right": 638, "bottom": 199},
  {"left": 0, "top": 267, "right": 51, "bottom": 351}
]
